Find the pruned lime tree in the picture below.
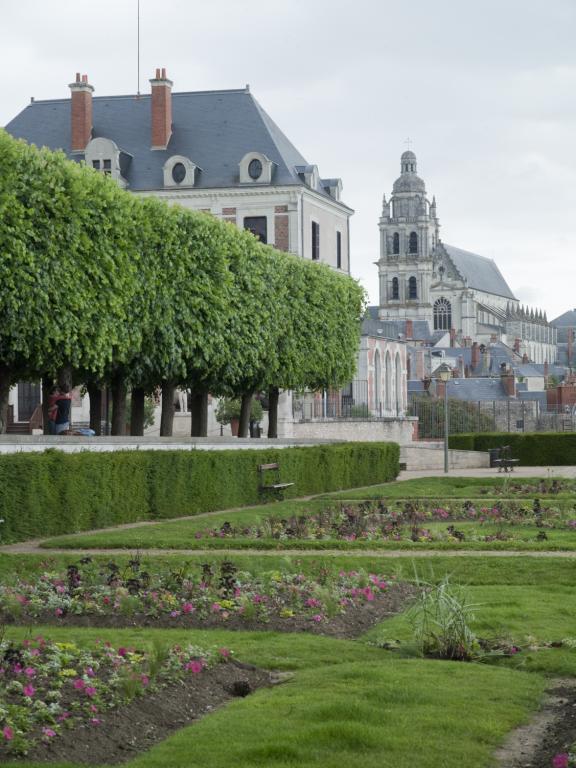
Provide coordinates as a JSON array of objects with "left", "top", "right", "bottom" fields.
[{"left": 0, "top": 130, "right": 366, "bottom": 438}]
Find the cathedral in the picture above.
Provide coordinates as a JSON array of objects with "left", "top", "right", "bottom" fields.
[{"left": 376, "top": 151, "right": 557, "bottom": 363}]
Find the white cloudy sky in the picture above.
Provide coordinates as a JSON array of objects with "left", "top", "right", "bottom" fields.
[{"left": 1, "top": 0, "right": 575, "bottom": 320}]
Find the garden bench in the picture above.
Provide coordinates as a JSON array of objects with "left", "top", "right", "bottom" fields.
[
  {"left": 258, "top": 463, "right": 294, "bottom": 499},
  {"left": 492, "top": 445, "right": 519, "bottom": 473}
]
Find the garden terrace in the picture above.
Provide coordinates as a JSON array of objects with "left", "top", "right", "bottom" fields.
[{"left": 2, "top": 473, "right": 576, "bottom": 767}]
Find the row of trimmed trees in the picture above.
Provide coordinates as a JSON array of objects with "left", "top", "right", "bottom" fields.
[{"left": 0, "top": 130, "right": 366, "bottom": 437}]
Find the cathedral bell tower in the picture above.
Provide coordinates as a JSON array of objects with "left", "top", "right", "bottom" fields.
[{"left": 377, "top": 150, "right": 440, "bottom": 325}]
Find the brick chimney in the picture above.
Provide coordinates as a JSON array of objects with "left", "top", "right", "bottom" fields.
[
  {"left": 471, "top": 341, "right": 480, "bottom": 368},
  {"left": 150, "top": 68, "right": 173, "bottom": 150},
  {"left": 501, "top": 367, "right": 516, "bottom": 397},
  {"left": 69, "top": 73, "right": 94, "bottom": 152},
  {"left": 405, "top": 319, "right": 414, "bottom": 340},
  {"left": 513, "top": 338, "right": 521, "bottom": 354},
  {"left": 449, "top": 328, "right": 456, "bottom": 347}
]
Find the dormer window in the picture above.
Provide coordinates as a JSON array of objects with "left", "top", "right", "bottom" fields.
[
  {"left": 163, "top": 155, "right": 198, "bottom": 188},
  {"left": 85, "top": 138, "right": 129, "bottom": 188},
  {"left": 239, "top": 152, "right": 274, "bottom": 184}
]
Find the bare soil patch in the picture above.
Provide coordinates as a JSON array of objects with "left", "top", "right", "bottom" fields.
[
  {"left": 7, "top": 661, "right": 275, "bottom": 765},
  {"left": 495, "top": 679, "right": 576, "bottom": 768},
  {"left": 1, "top": 583, "right": 415, "bottom": 640}
]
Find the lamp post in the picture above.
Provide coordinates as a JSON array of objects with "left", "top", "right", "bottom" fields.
[{"left": 438, "top": 369, "right": 451, "bottom": 474}]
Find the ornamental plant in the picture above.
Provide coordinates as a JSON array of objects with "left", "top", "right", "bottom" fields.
[{"left": 0, "top": 633, "right": 228, "bottom": 757}]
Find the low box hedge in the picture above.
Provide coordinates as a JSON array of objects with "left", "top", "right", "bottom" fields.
[
  {"left": 0, "top": 442, "right": 399, "bottom": 543},
  {"left": 449, "top": 432, "right": 576, "bottom": 466}
]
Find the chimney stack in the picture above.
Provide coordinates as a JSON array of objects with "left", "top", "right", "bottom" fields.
[
  {"left": 471, "top": 341, "right": 480, "bottom": 368},
  {"left": 500, "top": 367, "right": 516, "bottom": 397},
  {"left": 449, "top": 327, "right": 456, "bottom": 347},
  {"left": 405, "top": 319, "right": 414, "bottom": 339},
  {"left": 150, "top": 67, "right": 173, "bottom": 150},
  {"left": 69, "top": 72, "right": 94, "bottom": 152}
]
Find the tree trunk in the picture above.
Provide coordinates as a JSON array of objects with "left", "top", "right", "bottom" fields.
[
  {"left": 130, "top": 388, "right": 146, "bottom": 436},
  {"left": 0, "top": 364, "right": 12, "bottom": 435},
  {"left": 268, "top": 386, "right": 280, "bottom": 438},
  {"left": 57, "top": 366, "right": 73, "bottom": 392},
  {"left": 160, "top": 381, "right": 175, "bottom": 437},
  {"left": 190, "top": 390, "right": 208, "bottom": 437},
  {"left": 87, "top": 384, "right": 103, "bottom": 436},
  {"left": 111, "top": 375, "right": 127, "bottom": 436},
  {"left": 42, "top": 376, "right": 54, "bottom": 435},
  {"left": 238, "top": 393, "right": 252, "bottom": 438}
]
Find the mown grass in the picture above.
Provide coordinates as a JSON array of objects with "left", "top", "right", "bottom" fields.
[
  {"left": 1, "top": 626, "right": 545, "bottom": 768},
  {"left": 323, "top": 475, "right": 576, "bottom": 499}
]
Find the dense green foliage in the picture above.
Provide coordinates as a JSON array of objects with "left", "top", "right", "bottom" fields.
[
  {"left": 0, "top": 130, "right": 365, "bottom": 431},
  {"left": 449, "top": 432, "right": 576, "bottom": 464},
  {"left": 0, "top": 442, "right": 399, "bottom": 542}
]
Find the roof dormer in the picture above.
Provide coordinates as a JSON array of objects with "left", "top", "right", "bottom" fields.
[
  {"left": 239, "top": 151, "right": 275, "bottom": 184},
  {"left": 296, "top": 164, "right": 319, "bottom": 190},
  {"left": 322, "top": 178, "right": 343, "bottom": 201},
  {"left": 84, "top": 137, "right": 130, "bottom": 188},
  {"left": 163, "top": 155, "right": 199, "bottom": 188}
]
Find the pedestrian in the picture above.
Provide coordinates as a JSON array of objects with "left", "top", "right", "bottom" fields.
[
  {"left": 54, "top": 384, "right": 73, "bottom": 434},
  {"left": 47, "top": 385, "right": 60, "bottom": 435}
]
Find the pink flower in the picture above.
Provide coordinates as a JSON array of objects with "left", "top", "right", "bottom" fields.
[
  {"left": 211, "top": 603, "right": 222, "bottom": 612},
  {"left": 3, "top": 726, "right": 14, "bottom": 741},
  {"left": 57, "top": 712, "right": 70, "bottom": 722},
  {"left": 23, "top": 683, "right": 35, "bottom": 697},
  {"left": 552, "top": 755, "right": 570, "bottom": 768},
  {"left": 55, "top": 608, "right": 64, "bottom": 617},
  {"left": 85, "top": 686, "right": 97, "bottom": 697},
  {"left": 141, "top": 675, "right": 150, "bottom": 687},
  {"left": 85, "top": 667, "right": 95, "bottom": 678},
  {"left": 218, "top": 648, "right": 230, "bottom": 658},
  {"left": 90, "top": 718, "right": 101, "bottom": 726},
  {"left": 42, "top": 727, "right": 56, "bottom": 738},
  {"left": 185, "top": 660, "right": 203, "bottom": 674},
  {"left": 24, "top": 667, "right": 36, "bottom": 678},
  {"left": 182, "top": 602, "right": 195, "bottom": 614},
  {"left": 117, "top": 647, "right": 127, "bottom": 657},
  {"left": 312, "top": 614, "right": 323, "bottom": 622},
  {"left": 73, "top": 678, "right": 86, "bottom": 691}
]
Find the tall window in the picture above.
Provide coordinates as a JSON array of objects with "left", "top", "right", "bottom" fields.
[
  {"left": 408, "top": 276, "right": 417, "bottom": 300},
  {"left": 243, "top": 217, "right": 268, "bottom": 244},
  {"left": 434, "top": 297, "right": 452, "bottom": 330},
  {"left": 409, "top": 231, "right": 418, "bottom": 254},
  {"left": 336, "top": 231, "right": 342, "bottom": 269},
  {"left": 391, "top": 277, "right": 399, "bottom": 300},
  {"left": 392, "top": 233, "right": 400, "bottom": 254},
  {"left": 311, "top": 221, "right": 320, "bottom": 261}
]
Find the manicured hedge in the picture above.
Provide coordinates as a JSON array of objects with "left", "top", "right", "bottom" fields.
[
  {"left": 0, "top": 442, "right": 399, "bottom": 543},
  {"left": 449, "top": 432, "right": 576, "bottom": 466}
]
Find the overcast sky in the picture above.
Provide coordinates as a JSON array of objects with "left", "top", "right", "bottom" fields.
[{"left": 1, "top": 0, "right": 575, "bottom": 321}]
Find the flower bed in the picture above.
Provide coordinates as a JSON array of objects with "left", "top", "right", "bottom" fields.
[
  {"left": 0, "top": 633, "right": 250, "bottom": 761},
  {"left": 0, "top": 560, "right": 412, "bottom": 639},
  {"left": 183, "top": 499, "right": 576, "bottom": 546}
]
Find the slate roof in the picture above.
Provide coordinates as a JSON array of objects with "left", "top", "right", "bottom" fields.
[
  {"left": 438, "top": 243, "right": 517, "bottom": 300},
  {"left": 5, "top": 88, "right": 345, "bottom": 201},
  {"left": 446, "top": 378, "right": 508, "bottom": 401},
  {"left": 551, "top": 309, "right": 576, "bottom": 327},
  {"left": 363, "top": 308, "right": 433, "bottom": 340}
]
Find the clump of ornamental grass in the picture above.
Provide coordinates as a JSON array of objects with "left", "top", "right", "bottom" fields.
[{"left": 407, "top": 575, "right": 480, "bottom": 661}]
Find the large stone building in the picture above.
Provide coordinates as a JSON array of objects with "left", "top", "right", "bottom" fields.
[
  {"left": 6, "top": 70, "right": 352, "bottom": 269},
  {"left": 376, "top": 150, "right": 557, "bottom": 363}
]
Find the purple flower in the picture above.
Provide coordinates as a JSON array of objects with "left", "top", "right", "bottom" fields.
[{"left": 552, "top": 755, "right": 570, "bottom": 768}]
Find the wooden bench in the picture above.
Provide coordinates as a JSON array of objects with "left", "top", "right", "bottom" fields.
[
  {"left": 258, "top": 463, "right": 294, "bottom": 499},
  {"left": 492, "top": 445, "right": 519, "bottom": 473}
]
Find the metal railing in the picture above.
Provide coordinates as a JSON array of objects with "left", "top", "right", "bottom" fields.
[{"left": 409, "top": 395, "right": 576, "bottom": 439}]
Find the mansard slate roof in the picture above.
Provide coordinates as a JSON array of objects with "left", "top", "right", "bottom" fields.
[
  {"left": 5, "top": 88, "right": 342, "bottom": 199},
  {"left": 551, "top": 309, "right": 576, "bottom": 327},
  {"left": 438, "top": 243, "right": 517, "bottom": 300}
]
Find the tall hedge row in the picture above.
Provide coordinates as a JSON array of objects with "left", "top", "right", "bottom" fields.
[
  {"left": 449, "top": 432, "right": 576, "bottom": 465},
  {"left": 0, "top": 443, "right": 399, "bottom": 543}
]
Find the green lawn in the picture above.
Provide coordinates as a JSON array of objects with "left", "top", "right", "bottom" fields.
[
  {"left": 323, "top": 475, "right": 576, "bottom": 499},
  {"left": 3, "top": 470, "right": 576, "bottom": 767}
]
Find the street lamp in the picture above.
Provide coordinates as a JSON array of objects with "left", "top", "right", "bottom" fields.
[{"left": 438, "top": 368, "right": 451, "bottom": 474}]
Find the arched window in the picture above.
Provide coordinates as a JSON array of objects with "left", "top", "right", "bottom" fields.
[
  {"left": 385, "top": 352, "right": 392, "bottom": 412},
  {"left": 434, "top": 297, "right": 452, "bottom": 330},
  {"left": 395, "top": 352, "right": 403, "bottom": 416},
  {"left": 408, "top": 276, "right": 417, "bottom": 300},
  {"left": 409, "top": 232, "right": 418, "bottom": 254},
  {"left": 391, "top": 277, "right": 399, "bottom": 300},
  {"left": 393, "top": 233, "right": 400, "bottom": 254}
]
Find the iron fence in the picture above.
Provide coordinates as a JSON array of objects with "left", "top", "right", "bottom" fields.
[
  {"left": 293, "top": 381, "right": 377, "bottom": 421},
  {"left": 409, "top": 395, "right": 576, "bottom": 439}
]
